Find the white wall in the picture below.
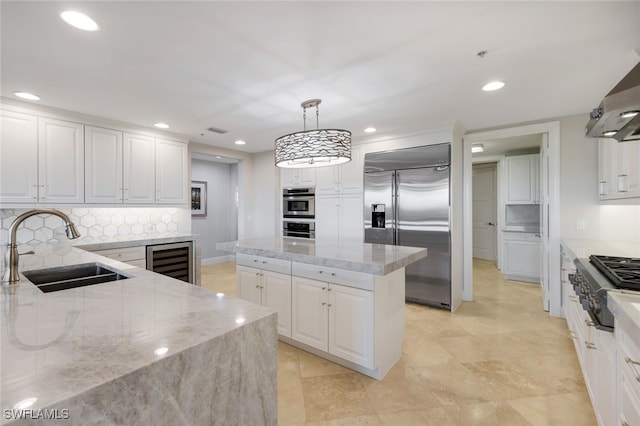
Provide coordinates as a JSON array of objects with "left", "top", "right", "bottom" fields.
[
  {"left": 248, "top": 151, "right": 279, "bottom": 238},
  {"left": 190, "top": 159, "right": 238, "bottom": 262},
  {"left": 558, "top": 113, "right": 640, "bottom": 243}
]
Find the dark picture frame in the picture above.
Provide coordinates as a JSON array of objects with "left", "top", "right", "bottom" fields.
[{"left": 191, "top": 181, "right": 207, "bottom": 217}]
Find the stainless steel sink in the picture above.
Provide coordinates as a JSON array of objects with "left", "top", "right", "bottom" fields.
[{"left": 23, "top": 263, "right": 130, "bottom": 293}]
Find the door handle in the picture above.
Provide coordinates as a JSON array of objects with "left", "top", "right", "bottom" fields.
[{"left": 487, "top": 222, "right": 495, "bottom": 226}]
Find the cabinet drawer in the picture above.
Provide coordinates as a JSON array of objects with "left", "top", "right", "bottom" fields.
[
  {"left": 92, "top": 246, "right": 146, "bottom": 262},
  {"left": 236, "top": 253, "right": 291, "bottom": 275},
  {"left": 292, "top": 262, "right": 374, "bottom": 291}
]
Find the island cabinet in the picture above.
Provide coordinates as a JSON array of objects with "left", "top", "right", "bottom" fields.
[
  {"left": 236, "top": 254, "right": 292, "bottom": 337},
  {"left": 291, "top": 267, "right": 374, "bottom": 369}
]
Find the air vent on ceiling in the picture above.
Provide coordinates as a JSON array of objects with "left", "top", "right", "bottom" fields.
[{"left": 207, "top": 126, "right": 228, "bottom": 134}]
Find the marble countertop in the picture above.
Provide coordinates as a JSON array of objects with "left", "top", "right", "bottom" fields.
[
  {"left": 216, "top": 237, "right": 427, "bottom": 275},
  {"left": 560, "top": 238, "right": 640, "bottom": 261},
  {"left": 1, "top": 241, "right": 274, "bottom": 419},
  {"left": 608, "top": 291, "right": 640, "bottom": 341},
  {"left": 73, "top": 232, "right": 198, "bottom": 251}
]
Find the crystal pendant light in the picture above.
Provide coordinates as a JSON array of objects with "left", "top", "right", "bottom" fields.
[{"left": 275, "top": 99, "right": 351, "bottom": 168}]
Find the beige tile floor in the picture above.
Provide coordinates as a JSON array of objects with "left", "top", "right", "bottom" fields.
[{"left": 202, "top": 259, "right": 597, "bottom": 426}]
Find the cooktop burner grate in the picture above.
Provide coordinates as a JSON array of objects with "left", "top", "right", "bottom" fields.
[{"left": 589, "top": 255, "right": 640, "bottom": 290}]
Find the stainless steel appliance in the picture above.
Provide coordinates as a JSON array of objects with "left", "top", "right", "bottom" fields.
[
  {"left": 283, "top": 220, "right": 315, "bottom": 238},
  {"left": 283, "top": 187, "right": 315, "bottom": 219},
  {"left": 146, "top": 242, "right": 194, "bottom": 283},
  {"left": 364, "top": 143, "right": 451, "bottom": 309},
  {"left": 586, "top": 62, "right": 640, "bottom": 142},
  {"left": 570, "top": 255, "right": 640, "bottom": 331}
]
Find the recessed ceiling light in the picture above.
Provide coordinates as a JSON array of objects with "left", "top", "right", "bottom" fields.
[
  {"left": 482, "top": 81, "right": 505, "bottom": 92},
  {"left": 154, "top": 122, "right": 170, "bottom": 129},
  {"left": 234, "top": 140, "right": 246, "bottom": 145},
  {"left": 364, "top": 127, "right": 377, "bottom": 133},
  {"left": 602, "top": 130, "right": 618, "bottom": 137},
  {"left": 14, "top": 91, "right": 40, "bottom": 101},
  {"left": 620, "top": 110, "right": 639, "bottom": 119},
  {"left": 60, "top": 11, "right": 99, "bottom": 31},
  {"left": 472, "top": 144, "right": 484, "bottom": 153}
]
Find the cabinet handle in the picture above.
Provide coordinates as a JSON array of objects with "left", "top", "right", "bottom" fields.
[
  {"left": 584, "top": 319, "right": 594, "bottom": 327},
  {"left": 622, "top": 421, "right": 629, "bottom": 426},
  {"left": 618, "top": 174, "right": 629, "bottom": 192},
  {"left": 569, "top": 330, "right": 576, "bottom": 339},
  {"left": 322, "top": 287, "right": 326, "bottom": 290},
  {"left": 253, "top": 259, "right": 259, "bottom": 262},
  {"left": 599, "top": 181, "right": 607, "bottom": 196},
  {"left": 327, "top": 304, "right": 332, "bottom": 307},
  {"left": 625, "top": 357, "right": 640, "bottom": 367},
  {"left": 255, "top": 285, "right": 260, "bottom": 288},
  {"left": 262, "top": 261, "right": 267, "bottom": 264},
  {"left": 255, "top": 272, "right": 260, "bottom": 276},
  {"left": 330, "top": 272, "right": 336, "bottom": 277},
  {"left": 327, "top": 288, "right": 332, "bottom": 292},
  {"left": 585, "top": 341, "right": 596, "bottom": 350},
  {"left": 322, "top": 302, "right": 326, "bottom": 306},
  {"left": 318, "top": 270, "right": 324, "bottom": 274}
]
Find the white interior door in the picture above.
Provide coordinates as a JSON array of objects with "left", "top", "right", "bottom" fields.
[{"left": 472, "top": 163, "right": 497, "bottom": 261}]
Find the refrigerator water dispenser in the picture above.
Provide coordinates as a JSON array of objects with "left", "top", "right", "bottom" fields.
[{"left": 372, "top": 204, "right": 386, "bottom": 228}]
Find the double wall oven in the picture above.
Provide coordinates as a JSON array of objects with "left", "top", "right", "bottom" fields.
[{"left": 283, "top": 187, "right": 315, "bottom": 238}]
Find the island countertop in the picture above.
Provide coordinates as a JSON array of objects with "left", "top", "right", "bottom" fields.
[
  {"left": 216, "top": 237, "right": 427, "bottom": 275},
  {"left": 1, "top": 241, "right": 276, "bottom": 424}
]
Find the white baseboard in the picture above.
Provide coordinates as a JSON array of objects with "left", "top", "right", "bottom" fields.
[{"left": 202, "top": 255, "right": 235, "bottom": 266}]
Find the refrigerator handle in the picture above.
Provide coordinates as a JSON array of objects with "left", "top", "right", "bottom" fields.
[{"left": 393, "top": 171, "right": 398, "bottom": 245}]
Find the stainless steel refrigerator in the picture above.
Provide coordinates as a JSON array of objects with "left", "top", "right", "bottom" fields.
[{"left": 364, "top": 143, "right": 451, "bottom": 309}]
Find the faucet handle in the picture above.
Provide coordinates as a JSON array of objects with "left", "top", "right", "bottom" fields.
[{"left": 19, "top": 250, "right": 35, "bottom": 256}]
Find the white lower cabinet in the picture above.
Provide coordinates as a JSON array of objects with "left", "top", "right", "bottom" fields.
[
  {"left": 237, "top": 266, "right": 292, "bottom": 338},
  {"left": 617, "top": 325, "right": 640, "bottom": 426},
  {"left": 502, "top": 232, "right": 540, "bottom": 282},
  {"left": 90, "top": 246, "right": 146, "bottom": 268},
  {"left": 292, "top": 275, "right": 374, "bottom": 369}
]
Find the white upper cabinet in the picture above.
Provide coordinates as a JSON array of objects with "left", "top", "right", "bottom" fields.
[
  {"left": 315, "top": 146, "right": 363, "bottom": 195},
  {"left": 123, "top": 133, "right": 155, "bottom": 204},
  {"left": 599, "top": 138, "right": 640, "bottom": 200},
  {"left": 38, "top": 117, "right": 84, "bottom": 204},
  {"left": 85, "top": 126, "right": 123, "bottom": 203},
  {"left": 155, "top": 138, "right": 188, "bottom": 204},
  {"left": 0, "top": 108, "right": 187, "bottom": 206},
  {"left": 281, "top": 167, "right": 316, "bottom": 188},
  {"left": 0, "top": 111, "right": 38, "bottom": 202},
  {"left": 504, "top": 154, "right": 540, "bottom": 204}
]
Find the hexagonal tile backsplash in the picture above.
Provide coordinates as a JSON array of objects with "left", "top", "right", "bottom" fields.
[{"left": 0, "top": 207, "right": 181, "bottom": 247}]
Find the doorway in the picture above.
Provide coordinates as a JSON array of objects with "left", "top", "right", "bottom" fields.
[
  {"left": 463, "top": 122, "right": 561, "bottom": 317},
  {"left": 191, "top": 153, "right": 239, "bottom": 265}
]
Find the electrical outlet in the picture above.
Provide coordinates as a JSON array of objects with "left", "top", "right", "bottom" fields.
[{"left": 576, "top": 219, "right": 586, "bottom": 230}]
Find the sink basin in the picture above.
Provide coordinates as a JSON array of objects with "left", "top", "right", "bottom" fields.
[{"left": 23, "top": 263, "right": 130, "bottom": 293}]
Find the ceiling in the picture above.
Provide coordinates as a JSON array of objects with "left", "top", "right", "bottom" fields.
[{"left": 2, "top": 1, "right": 639, "bottom": 154}]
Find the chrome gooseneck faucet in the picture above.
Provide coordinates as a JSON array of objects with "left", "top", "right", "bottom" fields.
[{"left": 2, "top": 209, "right": 81, "bottom": 285}]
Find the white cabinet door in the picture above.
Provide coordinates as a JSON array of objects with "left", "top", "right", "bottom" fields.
[
  {"left": 338, "top": 193, "right": 364, "bottom": 242},
  {"left": 281, "top": 168, "right": 316, "bottom": 188},
  {"left": 292, "top": 276, "right": 328, "bottom": 351},
  {"left": 315, "top": 195, "right": 340, "bottom": 240},
  {"left": 598, "top": 138, "right": 616, "bottom": 199},
  {"left": 155, "top": 138, "right": 188, "bottom": 204},
  {"left": 262, "top": 270, "right": 292, "bottom": 338},
  {"left": 123, "top": 133, "right": 155, "bottom": 204},
  {"left": 505, "top": 154, "right": 539, "bottom": 204},
  {"left": 85, "top": 126, "right": 123, "bottom": 203},
  {"left": 328, "top": 283, "right": 374, "bottom": 368},
  {"left": 315, "top": 166, "right": 340, "bottom": 195},
  {"left": 237, "top": 266, "right": 262, "bottom": 305},
  {"left": 594, "top": 330, "right": 616, "bottom": 426},
  {"left": 502, "top": 232, "right": 540, "bottom": 280},
  {"left": 616, "top": 140, "right": 640, "bottom": 198},
  {"left": 339, "top": 145, "right": 363, "bottom": 193},
  {"left": 38, "top": 117, "right": 84, "bottom": 203},
  {"left": 0, "top": 111, "right": 38, "bottom": 202}
]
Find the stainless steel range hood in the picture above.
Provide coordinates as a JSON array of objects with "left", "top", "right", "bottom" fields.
[{"left": 586, "top": 62, "right": 640, "bottom": 142}]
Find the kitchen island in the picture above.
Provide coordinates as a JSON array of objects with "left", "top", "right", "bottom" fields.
[
  {"left": 1, "top": 241, "right": 277, "bottom": 426},
  {"left": 216, "top": 237, "right": 427, "bottom": 380}
]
